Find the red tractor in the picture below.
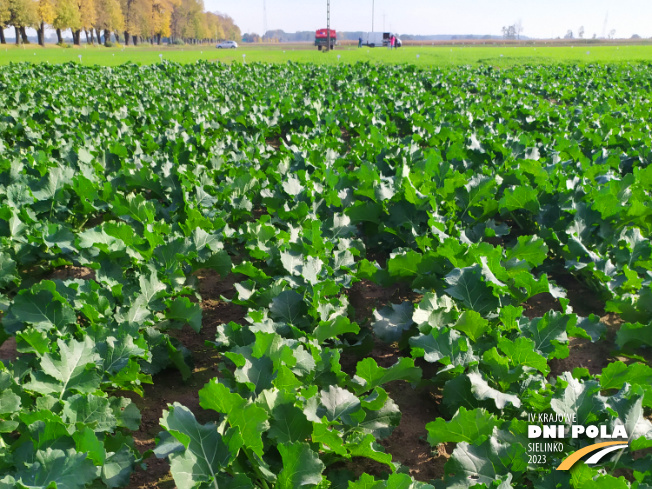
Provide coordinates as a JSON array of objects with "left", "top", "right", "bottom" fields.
[{"left": 315, "top": 29, "right": 336, "bottom": 50}]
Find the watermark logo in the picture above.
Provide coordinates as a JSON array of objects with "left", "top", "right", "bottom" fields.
[
  {"left": 556, "top": 441, "right": 629, "bottom": 470},
  {"left": 526, "top": 412, "right": 629, "bottom": 470}
]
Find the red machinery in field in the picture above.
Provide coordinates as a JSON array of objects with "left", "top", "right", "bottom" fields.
[{"left": 315, "top": 29, "right": 336, "bottom": 50}]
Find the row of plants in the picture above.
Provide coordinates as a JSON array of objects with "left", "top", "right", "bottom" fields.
[{"left": 0, "top": 60, "right": 651, "bottom": 488}]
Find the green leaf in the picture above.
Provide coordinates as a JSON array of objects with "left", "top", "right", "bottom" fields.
[
  {"left": 351, "top": 357, "right": 421, "bottom": 395},
  {"left": 519, "top": 311, "right": 572, "bottom": 359},
  {"left": 443, "top": 437, "right": 527, "bottom": 488},
  {"left": 314, "top": 316, "right": 360, "bottom": 343},
  {"left": 497, "top": 336, "right": 550, "bottom": 375},
  {"left": 8, "top": 282, "right": 76, "bottom": 333},
  {"left": 371, "top": 302, "right": 414, "bottom": 342},
  {"left": 550, "top": 373, "right": 605, "bottom": 425},
  {"left": 600, "top": 361, "right": 652, "bottom": 406},
  {"left": 615, "top": 322, "right": 652, "bottom": 349},
  {"left": 166, "top": 297, "right": 202, "bottom": 332},
  {"left": 468, "top": 371, "right": 522, "bottom": 409},
  {"left": 267, "top": 403, "right": 313, "bottom": 444},
  {"left": 319, "top": 385, "right": 361, "bottom": 422},
  {"left": 426, "top": 407, "right": 498, "bottom": 446},
  {"left": 0, "top": 253, "right": 17, "bottom": 287},
  {"left": 62, "top": 394, "right": 117, "bottom": 432},
  {"left": 160, "top": 403, "right": 241, "bottom": 489},
  {"left": 454, "top": 310, "right": 489, "bottom": 342},
  {"left": 346, "top": 433, "right": 393, "bottom": 470},
  {"left": 15, "top": 448, "right": 97, "bottom": 489},
  {"left": 445, "top": 265, "right": 499, "bottom": 315},
  {"left": 277, "top": 442, "right": 325, "bottom": 489},
  {"left": 27, "top": 337, "right": 101, "bottom": 399},
  {"left": 102, "top": 445, "right": 137, "bottom": 489},
  {"left": 410, "top": 328, "right": 477, "bottom": 367},
  {"left": 199, "top": 379, "right": 269, "bottom": 457},
  {"left": 505, "top": 235, "right": 548, "bottom": 268},
  {"left": 312, "top": 423, "right": 347, "bottom": 456},
  {"left": 499, "top": 185, "right": 540, "bottom": 213}
]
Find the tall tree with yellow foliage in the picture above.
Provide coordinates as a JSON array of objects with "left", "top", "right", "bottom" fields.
[
  {"left": 36, "top": 0, "right": 56, "bottom": 45},
  {"left": 7, "top": 0, "right": 38, "bottom": 44},
  {"left": 0, "top": 0, "right": 11, "bottom": 44},
  {"left": 95, "top": 0, "right": 123, "bottom": 44},
  {"left": 53, "top": 0, "right": 81, "bottom": 43},
  {"left": 151, "top": 0, "right": 176, "bottom": 44},
  {"left": 75, "top": 0, "right": 97, "bottom": 44}
]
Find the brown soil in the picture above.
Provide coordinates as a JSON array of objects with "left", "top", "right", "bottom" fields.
[
  {"left": 342, "top": 270, "right": 448, "bottom": 486},
  {"left": 347, "top": 279, "right": 421, "bottom": 325},
  {"left": 0, "top": 336, "right": 18, "bottom": 363},
  {"left": 124, "top": 269, "right": 246, "bottom": 489},
  {"left": 47, "top": 265, "right": 96, "bottom": 281},
  {"left": 524, "top": 274, "right": 626, "bottom": 377}
]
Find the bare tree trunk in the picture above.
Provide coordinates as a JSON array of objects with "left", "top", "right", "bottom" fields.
[
  {"left": 56, "top": 28, "right": 63, "bottom": 44},
  {"left": 37, "top": 22, "right": 45, "bottom": 46},
  {"left": 103, "top": 29, "right": 111, "bottom": 45}
]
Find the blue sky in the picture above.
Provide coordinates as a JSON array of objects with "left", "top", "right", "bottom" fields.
[{"left": 206, "top": 0, "right": 652, "bottom": 39}]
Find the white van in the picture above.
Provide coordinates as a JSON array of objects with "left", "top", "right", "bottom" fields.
[{"left": 360, "top": 32, "right": 402, "bottom": 48}]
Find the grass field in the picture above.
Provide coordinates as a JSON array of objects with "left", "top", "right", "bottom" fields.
[{"left": 2, "top": 41, "right": 652, "bottom": 66}]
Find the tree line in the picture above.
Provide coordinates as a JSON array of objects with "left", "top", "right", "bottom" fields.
[{"left": 0, "top": 0, "right": 241, "bottom": 46}]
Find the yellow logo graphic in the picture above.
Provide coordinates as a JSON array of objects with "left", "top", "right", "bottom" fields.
[{"left": 556, "top": 441, "right": 629, "bottom": 470}]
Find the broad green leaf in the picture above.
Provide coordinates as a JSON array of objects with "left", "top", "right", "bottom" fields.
[
  {"left": 267, "top": 403, "right": 313, "bottom": 444},
  {"left": 426, "top": 407, "right": 498, "bottom": 446},
  {"left": 199, "top": 379, "right": 269, "bottom": 456},
  {"left": 468, "top": 371, "right": 522, "bottom": 409},
  {"left": 15, "top": 448, "right": 97, "bottom": 489},
  {"left": 550, "top": 373, "right": 605, "bottom": 425},
  {"left": 519, "top": 311, "right": 572, "bottom": 359},
  {"left": 497, "top": 336, "right": 550, "bottom": 375},
  {"left": 62, "top": 394, "right": 117, "bottom": 432},
  {"left": 454, "top": 310, "right": 489, "bottom": 342},
  {"left": 600, "top": 361, "right": 652, "bottom": 406},
  {"left": 410, "top": 327, "right": 477, "bottom": 367},
  {"left": 445, "top": 265, "right": 499, "bottom": 315},
  {"left": 351, "top": 357, "right": 421, "bottom": 394},
  {"left": 277, "top": 442, "right": 324, "bottom": 489},
  {"left": 319, "top": 385, "right": 361, "bottom": 422},
  {"left": 371, "top": 302, "right": 414, "bottom": 342},
  {"left": 27, "top": 337, "right": 101, "bottom": 399},
  {"left": 314, "top": 316, "right": 359, "bottom": 343},
  {"left": 160, "top": 403, "right": 241, "bottom": 489}
]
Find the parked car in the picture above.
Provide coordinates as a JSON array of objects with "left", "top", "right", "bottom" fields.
[
  {"left": 216, "top": 41, "right": 238, "bottom": 49},
  {"left": 360, "top": 32, "right": 402, "bottom": 48}
]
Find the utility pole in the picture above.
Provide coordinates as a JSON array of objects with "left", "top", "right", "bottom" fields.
[
  {"left": 326, "top": 0, "right": 331, "bottom": 51},
  {"left": 263, "top": 0, "right": 267, "bottom": 41}
]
